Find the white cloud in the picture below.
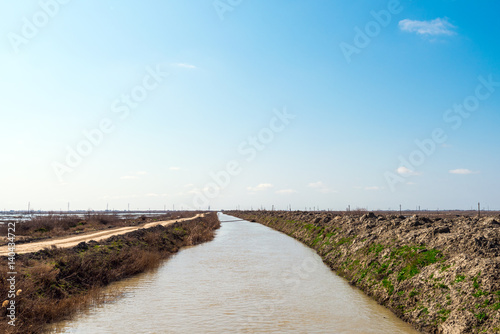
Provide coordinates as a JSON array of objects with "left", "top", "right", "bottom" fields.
[
  {"left": 397, "top": 166, "right": 421, "bottom": 176},
  {"left": 365, "top": 186, "right": 382, "bottom": 191},
  {"left": 449, "top": 169, "right": 479, "bottom": 175},
  {"left": 247, "top": 183, "right": 274, "bottom": 192},
  {"left": 276, "top": 189, "right": 297, "bottom": 195},
  {"left": 172, "top": 63, "right": 197, "bottom": 69},
  {"left": 307, "top": 181, "right": 336, "bottom": 194},
  {"left": 308, "top": 181, "right": 325, "bottom": 189},
  {"left": 187, "top": 188, "right": 201, "bottom": 195},
  {"left": 120, "top": 175, "right": 138, "bottom": 180},
  {"left": 399, "top": 18, "right": 457, "bottom": 36}
]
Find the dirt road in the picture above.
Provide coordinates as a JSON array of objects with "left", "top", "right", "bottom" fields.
[{"left": 0, "top": 214, "right": 204, "bottom": 256}]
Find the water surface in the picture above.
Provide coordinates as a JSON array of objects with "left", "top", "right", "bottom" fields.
[{"left": 50, "top": 213, "right": 419, "bottom": 333}]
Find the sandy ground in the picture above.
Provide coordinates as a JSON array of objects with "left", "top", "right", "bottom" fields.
[{"left": 0, "top": 214, "right": 204, "bottom": 256}]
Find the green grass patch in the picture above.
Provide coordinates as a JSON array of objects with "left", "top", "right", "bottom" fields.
[
  {"left": 368, "top": 244, "right": 385, "bottom": 255},
  {"left": 473, "top": 289, "right": 488, "bottom": 297},
  {"left": 312, "top": 235, "right": 323, "bottom": 246},
  {"left": 304, "top": 224, "right": 315, "bottom": 231},
  {"left": 475, "top": 312, "right": 487, "bottom": 322},
  {"left": 395, "top": 246, "right": 443, "bottom": 281},
  {"left": 472, "top": 272, "right": 481, "bottom": 289},
  {"left": 438, "top": 308, "right": 451, "bottom": 322},
  {"left": 337, "top": 237, "right": 354, "bottom": 246},
  {"left": 382, "top": 278, "right": 395, "bottom": 295},
  {"left": 440, "top": 264, "right": 451, "bottom": 272}
]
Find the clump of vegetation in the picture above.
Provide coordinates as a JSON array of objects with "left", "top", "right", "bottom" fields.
[
  {"left": 395, "top": 246, "right": 443, "bottom": 281},
  {"left": 475, "top": 312, "right": 487, "bottom": 322}
]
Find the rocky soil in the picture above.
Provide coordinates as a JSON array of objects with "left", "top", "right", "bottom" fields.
[{"left": 227, "top": 211, "right": 500, "bottom": 334}]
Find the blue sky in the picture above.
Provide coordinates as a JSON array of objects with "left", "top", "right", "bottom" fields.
[{"left": 0, "top": 0, "right": 499, "bottom": 211}]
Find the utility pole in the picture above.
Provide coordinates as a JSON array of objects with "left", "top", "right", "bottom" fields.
[
  {"left": 399, "top": 204, "right": 402, "bottom": 216},
  {"left": 478, "top": 202, "right": 481, "bottom": 218}
]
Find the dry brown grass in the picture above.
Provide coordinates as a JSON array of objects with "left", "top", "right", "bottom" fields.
[
  {"left": 0, "top": 212, "right": 220, "bottom": 334},
  {"left": 0, "top": 212, "right": 199, "bottom": 246}
]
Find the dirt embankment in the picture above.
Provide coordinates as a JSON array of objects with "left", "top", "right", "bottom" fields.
[
  {"left": 227, "top": 211, "right": 500, "bottom": 334},
  {"left": 0, "top": 211, "right": 197, "bottom": 247},
  {"left": 0, "top": 213, "right": 204, "bottom": 256},
  {"left": 0, "top": 212, "right": 220, "bottom": 334}
]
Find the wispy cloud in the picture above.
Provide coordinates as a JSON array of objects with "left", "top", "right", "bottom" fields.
[
  {"left": 399, "top": 18, "right": 457, "bottom": 36},
  {"left": 172, "top": 63, "right": 197, "bottom": 69},
  {"left": 396, "top": 166, "right": 422, "bottom": 176},
  {"left": 276, "top": 189, "right": 297, "bottom": 195},
  {"left": 120, "top": 175, "right": 138, "bottom": 180},
  {"left": 247, "top": 183, "right": 274, "bottom": 193},
  {"left": 365, "top": 186, "right": 382, "bottom": 191},
  {"left": 307, "top": 181, "right": 336, "bottom": 194},
  {"left": 449, "top": 169, "right": 479, "bottom": 175}
]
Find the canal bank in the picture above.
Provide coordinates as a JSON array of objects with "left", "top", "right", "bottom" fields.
[{"left": 227, "top": 211, "right": 500, "bottom": 334}]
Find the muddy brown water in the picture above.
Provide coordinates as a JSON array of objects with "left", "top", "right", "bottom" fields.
[{"left": 49, "top": 213, "right": 420, "bottom": 333}]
